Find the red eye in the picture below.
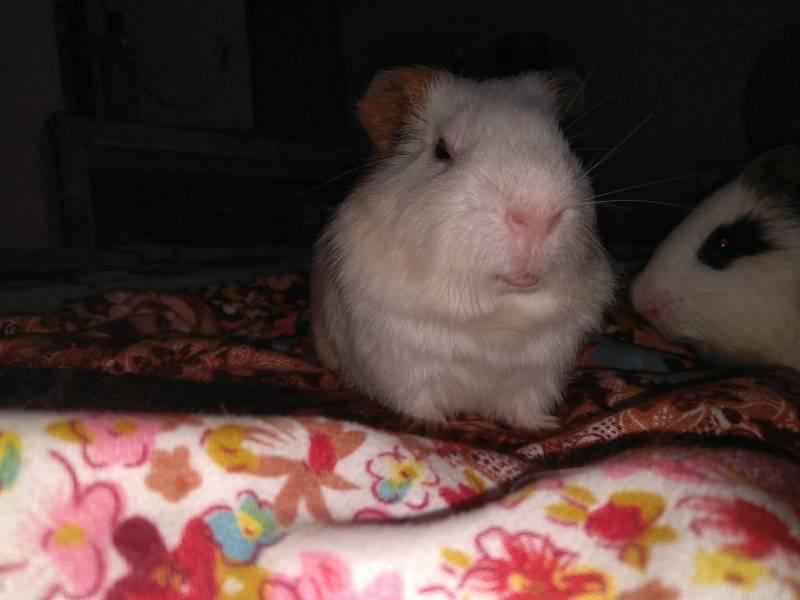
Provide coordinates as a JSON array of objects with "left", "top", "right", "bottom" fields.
[{"left": 717, "top": 236, "right": 731, "bottom": 248}]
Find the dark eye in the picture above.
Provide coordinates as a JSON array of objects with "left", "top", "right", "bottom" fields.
[
  {"left": 434, "top": 137, "right": 451, "bottom": 161},
  {"left": 696, "top": 215, "right": 772, "bottom": 270}
]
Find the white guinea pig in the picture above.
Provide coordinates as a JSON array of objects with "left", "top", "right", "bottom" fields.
[
  {"left": 311, "top": 66, "right": 614, "bottom": 429},
  {"left": 632, "top": 145, "right": 800, "bottom": 370}
]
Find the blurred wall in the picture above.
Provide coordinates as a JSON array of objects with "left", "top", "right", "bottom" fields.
[
  {"left": 0, "top": 0, "right": 64, "bottom": 249},
  {"left": 85, "top": 0, "right": 253, "bottom": 130}
]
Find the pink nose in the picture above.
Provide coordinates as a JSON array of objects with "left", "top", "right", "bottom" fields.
[
  {"left": 636, "top": 294, "right": 675, "bottom": 323},
  {"left": 505, "top": 210, "right": 562, "bottom": 240}
]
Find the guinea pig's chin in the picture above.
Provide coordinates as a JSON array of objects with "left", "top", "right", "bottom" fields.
[
  {"left": 493, "top": 272, "right": 542, "bottom": 291},
  {"left": 650, "top": 320, "right": 698, "bottom": 349}
]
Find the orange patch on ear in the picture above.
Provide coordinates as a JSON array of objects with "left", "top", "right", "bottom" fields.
[{"left": 358, "top": 66, "right": 439, "bottom": 155}]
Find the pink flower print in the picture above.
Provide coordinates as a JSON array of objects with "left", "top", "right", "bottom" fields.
[
  {"left": 367, "top": 446, "right": 440, "bottom": 510},
  {"left": 271, "top": 552, "right": 404, "bottom": 600},
  {"left": 352, "top": 508, "right": 394, "bottom": 522},
  {"left": 79, "top": 416, "right": 162, "bottom": 468},
  {"left": 39, "top": 451, "right": 124, "bottom": 598}
]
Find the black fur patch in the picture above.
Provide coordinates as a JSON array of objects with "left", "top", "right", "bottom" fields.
[
  {"left": 696, "top": 214, "right": 774, "bottom": 270},
  {"left": 741, "top": 145, "right": 800, "bottom": 217}
]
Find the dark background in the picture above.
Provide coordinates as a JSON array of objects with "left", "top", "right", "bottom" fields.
[{"left": 2, "top": 0, "right": 799, "bottom": 251}]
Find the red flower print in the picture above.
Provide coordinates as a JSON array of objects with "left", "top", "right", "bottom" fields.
[
  {"left": 547, "top": 488, "right": 676, "bottom": 569},
  {"left": 307, "top": 432, "right": 337, "bottom": 473},
  {"left": 439, "top": 483, "right": 478, "bottom": 507},
  {"left": 586, "top": 502, "right": 650, "bottom": 543},
  {"left": 439, "top": 468, "right": 487, "bottom": 508},
  {"left": 433, "top": 442, "right": 465, "bottom": 468},
  {"left": 460, "top": 527, "right": 609, "bottom": 600},
  {"left": 106, "top": 516, "right": 217, "bottom": 600},
  {"left": 679, "top": 495, "right": 800, "bottom": 559}
]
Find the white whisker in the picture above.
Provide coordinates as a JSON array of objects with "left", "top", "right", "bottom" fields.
[
  {"left": 587, "top": 113, "right": 654, "bottom": 174},
  {"left": 587, "top": 166, "right": 737, "bottom": 201},
  {"left": 587, "top": 199, "right": 691, "bottom": 211},
  {"left": 565, "top": 90, "right": 621, "bottom": 131},
  {"left": 293, "top": 156, "right": 390, "bottom": 196},
  {"left": 558, "top": 53, "right": 603, "bottom": 121}
]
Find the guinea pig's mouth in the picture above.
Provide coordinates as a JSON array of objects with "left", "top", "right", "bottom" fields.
[{"left": 495, "top": 273, "right": 541, "bottom": 289}]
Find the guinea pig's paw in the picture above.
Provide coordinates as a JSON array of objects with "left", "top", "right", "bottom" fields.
[
  {"left": 401, "top": 387, "right": 449, "bottom": 425},
  {"left": 501, "top": 401, "right": 562, "bottom": 433}
]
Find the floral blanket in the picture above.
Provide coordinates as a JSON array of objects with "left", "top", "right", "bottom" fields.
[{"left": 1, "top": 273, "right": 800, "bottom": 599}]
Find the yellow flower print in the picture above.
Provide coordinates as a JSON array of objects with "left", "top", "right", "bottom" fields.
[
  {"left": 0, "top": 430, "right": 22, "bottom": 492},
  {"left": 693, "top": 548, "right": 769, "bottom": 590},
  {"left": 215, "top": 555, "right": 269, "bottom": 600},
  {"left": 204, "top": 425, "right": 261, "bottom": 472}
]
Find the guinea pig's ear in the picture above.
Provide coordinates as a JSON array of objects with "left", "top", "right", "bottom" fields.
[
  {"left": 513, "top": 69, "right": 585, "bottom": 121},
  {"left": 358, "top": 66, "right": 439, "bottom": 156},
  {"left": 741, "top": 144, "right": 800, "bottom": 200},
  {"left": 544, "top": 69, "right": 586, "bottom": 121}
]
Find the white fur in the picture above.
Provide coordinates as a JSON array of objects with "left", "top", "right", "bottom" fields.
[
  {"left": 311, "top": 71, "right": 614, "bottom": 429},
  {"left": 632, "top": 167, "right": 800, "bottom": 370}
]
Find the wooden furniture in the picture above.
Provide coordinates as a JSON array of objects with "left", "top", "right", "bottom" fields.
[{"left": 49, "top": 114, "right": 359, "bottom": 247}]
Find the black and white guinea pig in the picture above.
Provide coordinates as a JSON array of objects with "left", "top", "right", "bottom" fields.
[
  {"left": 311, "top": 66, "right": 614, "bottom": 429},
  {"left": 632, "top": 145, "right": 800, "bottom": 370}
]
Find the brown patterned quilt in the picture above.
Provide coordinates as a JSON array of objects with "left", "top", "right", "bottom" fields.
[{"left": 1, "top": 270, "right": 798, "bottom": 464}]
